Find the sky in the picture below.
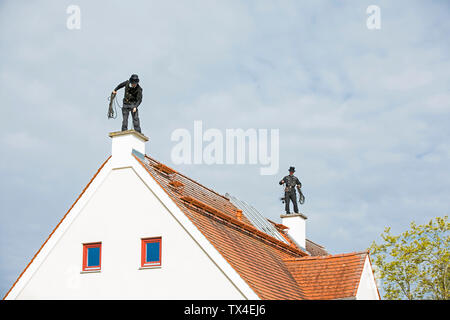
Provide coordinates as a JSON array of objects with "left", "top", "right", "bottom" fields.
[{"left": 0, "top": 0, "right": 449, "bottom": 298}]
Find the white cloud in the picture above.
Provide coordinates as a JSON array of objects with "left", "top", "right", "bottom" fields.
[{"left": 1, "top": 132, "right": 47, "bottom": 150}]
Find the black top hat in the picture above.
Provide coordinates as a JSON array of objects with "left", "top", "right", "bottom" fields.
[
  {"left": 129, "top": 74, "right": 139, "bottom": 84},
  {"left": 289, "top": 166, "right": 295, "bottom": 172}
]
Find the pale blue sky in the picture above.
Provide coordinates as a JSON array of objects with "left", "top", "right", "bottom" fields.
[{"left": 0, "top": 0, "right": 449, "bottom": 298}]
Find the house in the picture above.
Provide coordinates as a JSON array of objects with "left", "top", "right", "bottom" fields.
[{"left": 3, "top": 130, "right": 380, "bottom": 300}]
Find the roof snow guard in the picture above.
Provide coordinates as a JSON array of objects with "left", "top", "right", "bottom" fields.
[{"left": 226, "top": 193, "right": 289, "bottom": 244}]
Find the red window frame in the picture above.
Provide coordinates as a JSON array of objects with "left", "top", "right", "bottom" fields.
[
  {"left": 141, "top": 237, "right": 162, "bottom": 267},
  {"left": 82, "top": 242, "right": 102, "bottom": 271}
]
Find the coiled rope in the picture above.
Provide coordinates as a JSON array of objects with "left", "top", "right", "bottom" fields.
[
  {"left": 280, "top": 188, "right": 306, "bottom": 205},
  {"left": 107, "top": 92, "right": 122, "bottom": 119},
  {"left": 298, "top": 189, "right": 305, "bottom": 205}
]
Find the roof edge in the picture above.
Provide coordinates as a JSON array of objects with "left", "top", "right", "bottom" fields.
[
  {"left": 305, "top": 238, "right": 326, "bottom": 249},
  {"left": 283, "top": 250, "right": 368, "bottom": 262}
]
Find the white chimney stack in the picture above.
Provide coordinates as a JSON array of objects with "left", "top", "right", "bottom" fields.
[
  {"left": 109, "top": 130, "right": 149, "bottom": 167},
  {"left": 280, "top": 213, "right": 307, "bottom": 250}
]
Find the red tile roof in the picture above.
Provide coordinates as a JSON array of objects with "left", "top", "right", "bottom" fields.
[
  {"left": 4, "top": 150, "right": 374, "bottom": 300},
  {"left": 134, "top": 153, "right": 371, "bottom": 300},
  {"left": 284, "top": 252, "right": 368, "bottom": 300}
]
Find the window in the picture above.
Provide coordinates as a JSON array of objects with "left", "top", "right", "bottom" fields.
[
  {"left": 82, "top": 242, "right": 102, "bottom": 271},
  {"left": 141, "top": 237, "right": 162, "bottom": 267}
]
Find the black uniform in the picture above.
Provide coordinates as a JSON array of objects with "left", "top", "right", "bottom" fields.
[
  {"left": 279, "top": 175, "right": 302, "bottom": 214},
  {"left": 114, "top": 80, "right": 143, "bottom": 133}
]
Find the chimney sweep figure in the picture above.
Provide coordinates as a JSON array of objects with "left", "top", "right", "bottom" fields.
[
  {"left": 112, "top": 74, "right": 143, "bottom": 133},
  {"left": 279, "top": 166, "right": 304, "bottom": 214}
]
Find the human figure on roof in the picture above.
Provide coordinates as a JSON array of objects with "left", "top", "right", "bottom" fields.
[
  {"left": 112, "top": 74, "right": 143, "bottom": 133},
  {"left": 279, "top": 166, "right": 303, "bottom": 214}
]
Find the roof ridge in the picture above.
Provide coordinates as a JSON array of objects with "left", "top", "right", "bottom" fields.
[
  {"left": 145, "top": 154, "right": 231, "bottom": 202},
  {"left": 305, "top": 238, "right": 326, "bottom": 249},
  {"left": 284, "top": 251, "right": 368, "bottom": 262}
]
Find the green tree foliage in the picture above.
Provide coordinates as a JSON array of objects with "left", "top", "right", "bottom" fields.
[{"left": 369, "top": 216, "right": 449, "bottom": 300}]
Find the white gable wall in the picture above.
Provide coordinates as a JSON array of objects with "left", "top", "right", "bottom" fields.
[
  {"left": 14, "top": 167, "right": 246, "bottom": 299},
  {"left": 355, "top": 256, "right": 380, "bottom": 300}
]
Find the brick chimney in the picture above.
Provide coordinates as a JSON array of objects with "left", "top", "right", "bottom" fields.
[
  {"left": 109, "top": 130, "right": 149, "bottom": 167},
  {"left": 280, "top": 213, "right": 307, "bottom": 250}
]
